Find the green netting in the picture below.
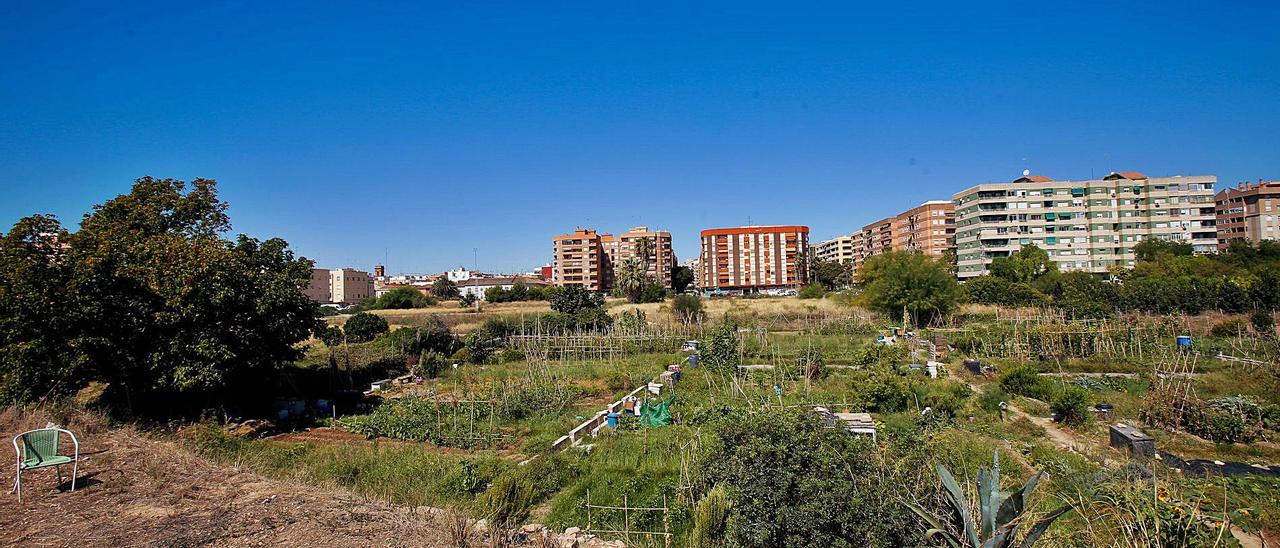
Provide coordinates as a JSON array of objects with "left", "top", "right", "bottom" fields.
[{"left": 640, "top": 396, "right": 675, "bottom": 427}]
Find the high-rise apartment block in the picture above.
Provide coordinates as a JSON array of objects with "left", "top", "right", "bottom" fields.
[
  {"left": 817, "top": 201, "right": 955, "bottom": 271},
  {"left": 608, "top": 227, "right": 676, "bottom": 288},
  {"left": 699, "top": 225, "right": 809, "bottom": 292},
  {"left": 1215, "top": 180, "right": 1280, "bottom": 250},
  {"left": 552, "top": 228, "right": 608, "bottom": 291},
  {"left": 812, "top": 234, "right": 857, "bottom": 264},
  {"left": 893, "top": 200, "right": 956, "bottom": 256},
  {"left": 953, "top": 172, "right": 1217, "bottom": 280},
  {"left": 553, "top": 226, "right": 676, "bottom": 291}
]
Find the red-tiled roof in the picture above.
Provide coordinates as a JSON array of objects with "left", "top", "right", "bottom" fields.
[
  {"left": 1104, "top": 171, "right": 1148, "bottom": 180},
  {"left": 1013, "top": 175, "right": 1053, "bottom": 183}
]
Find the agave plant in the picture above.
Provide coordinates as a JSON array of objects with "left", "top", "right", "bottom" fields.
[{"left": 906, "top": 452, "right": 1073, "bottom": 548}]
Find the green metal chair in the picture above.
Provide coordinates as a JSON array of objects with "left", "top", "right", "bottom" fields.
[{"left": 10, "top": 427, "right": 79, "bottom": 502}]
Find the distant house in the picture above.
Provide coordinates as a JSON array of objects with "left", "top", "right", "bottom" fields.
[
  {"left": 375, "top": 283, "right": 433, "bottom": 298},
  {"left": 445, "top": 266, "right": 497, "bottom": 283},
  {"left": 457, "top": 276, "right": 550, "bottom": 301}
]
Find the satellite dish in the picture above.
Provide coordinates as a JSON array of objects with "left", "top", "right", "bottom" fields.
[{"left": 1023, "top": 169, "right": 1031, "bottom": 176}]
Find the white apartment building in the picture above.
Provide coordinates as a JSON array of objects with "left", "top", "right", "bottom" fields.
[
  {"left": 953, "top": 172, "right": 1217, "bottom": 280},
  {"left": 812, "top": 234, "right": 857, "bottom": 264}
]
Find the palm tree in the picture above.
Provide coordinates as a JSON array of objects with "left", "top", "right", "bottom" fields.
[
  {"left": 616, "top": 258, "right": 647, "bottom": 303},
  {"left": 633, "top": 236, "right": 655, "bottom": 273}
]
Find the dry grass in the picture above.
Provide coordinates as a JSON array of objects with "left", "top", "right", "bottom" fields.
[
  {"left": 328, "top": 300, "right": 555, "bottom": 333},
  {"left": 0, "top": 407, "right": 473, "bottom": 547},
  {"left": 611, "top": 295, "right": 856, "bottom": 321}
]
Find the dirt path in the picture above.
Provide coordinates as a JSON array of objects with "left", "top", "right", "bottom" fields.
[
  {"left": 964, "top": 378, "right": 1265, "bottom": 547},
  {"left": 1, "top": 414, "right": 467, "bottom": 547}
]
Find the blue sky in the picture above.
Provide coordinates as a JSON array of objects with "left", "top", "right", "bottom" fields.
[{"left": 2, "top": 1, "right": 1277, "bottom": 274}]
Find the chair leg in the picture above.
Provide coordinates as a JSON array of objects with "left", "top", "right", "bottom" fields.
[
  {"left": 71, "top": 461, "right": 77, "bottom": 492},
  {"left": 56, "top": 465, "right": 63, "bottom": 485}
]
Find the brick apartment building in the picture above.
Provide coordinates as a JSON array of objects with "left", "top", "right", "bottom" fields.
[
  {"left": 607, "top": 226, "right": 676, "bottom": 288},
  {"left": 699, "top": 225, "right": 809, "bottom": 293},
  {"left": 893, "top": 200, "right": 956, "bottom": 256},
  {"left": 1215, "top": 180, "right": 1280, "bottom": 250},
  {"left": 553, "top": 226, "right": 676, "bottom": 291},
  {"left": 552, "top": 228, "right": 607, "bottom": 291},
  {"left": 953, "top": 172, "right": 1217, "bottom": 279},
  {"left": 816, "top": 200, "right": 955, "bottom": 271}
]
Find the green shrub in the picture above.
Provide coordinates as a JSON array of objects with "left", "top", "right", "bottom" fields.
[
  {"left": 637, "top": 281, "right": 667, "bottom": 303},
  {"left": 671, "top": 294, "right": 706, "bottom": 324},
  {"left": 998, "top": 365, "right": 1054, "bottom": 401},
  {"left": 415, "top": 351, "right": 446, "bottom": 379},
  {"left": 1051, "top": 386, "right": 1091, "bottom": 425},
  {"left": 344, "top": 312, "right": 389, "bottom": 343},
  {"left": 977, "top": 385, "right": 1010, "bottom": 413},
  {"left": 702, "top": 324, "right": 740, "bottom": 375},
  {"left": 317, "top": 325, "right": 344, "bottom": 347},
  {"left": 797, "top": 283, "right": 827, "bottom": 299},
  {"left": 963, "top": 275, "right": 1047, "bottom": 307},
  {"left": 377, "top": 317, "right": 457, "bottom": 355},
  {"left": 365, "top": 286, "right": 437, "bottom": 309},
  {"left": 1209, "top": 317, "right": 1248, "bottom": 338},
  {"left": 476, "top": 473, "right": 537, "bottom": 527},
  {"left": 691, "top": 484, "right": 732, "bottom": 547},
  {"left": 1252, "top": 310, "right": 1276, "bottom": 336},
  {"left": 693, "top": 409, "right": 928, "bottom": 546},
  {"left": 450, "top": 347, "right": 472, "bottom": 364},
  {"left": 549, "top": 285, "right": 604, "bottom": 314}
]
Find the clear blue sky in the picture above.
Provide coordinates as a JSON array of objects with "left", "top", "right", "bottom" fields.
[{"left": 2, "top": 1, "right": 1277, "bottom": 274}]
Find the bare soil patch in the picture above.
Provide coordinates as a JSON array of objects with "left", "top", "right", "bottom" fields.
[{"left": 1, "top": 410, "right": 466, "bottom": 547}]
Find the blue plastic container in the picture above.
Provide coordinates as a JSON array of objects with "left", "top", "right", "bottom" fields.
[
  {"left": 688, "top": 354, "right": 700, "bottom": 368},
  {"left": 1176, "top": 335, "right": 1192, "bottom": 348},
  {"left": 606, "top": 412, "right": 620, "bottom": 427}
]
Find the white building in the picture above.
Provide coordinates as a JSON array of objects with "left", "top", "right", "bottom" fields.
[
  {"left": 456, "top": 276, "right": 550, "bottom": 301},
  {"left": 953, "top": 172, "right": 1217, "bottom": 279}
]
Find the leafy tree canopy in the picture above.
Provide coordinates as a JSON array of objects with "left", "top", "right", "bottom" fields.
[
  {"left": 343, "top": 312, "right": 389, "bottom": 343},
  {"left": 809, "top": 259, "right": 851, "bottom": 290},
  {"left": 0, "top": 177, "right": 319, "bottom": 411},
  {"left": 857, "top": 251, "right": 960, "bottom": 325},
  {"left": 671, "top": 265, "right": 695, "bottom": 293},
  {"left": 548, "top": 285, "right": 603, "bottom": 314},
  {"left": 989, "top": 245, "right": 1056, "bottom": 284}
]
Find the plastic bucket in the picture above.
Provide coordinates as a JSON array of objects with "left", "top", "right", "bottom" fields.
[
  {"left": 606, "top": 412, "right": 620, "bottom": 427},
  {"left": 1176, "top": 336, "right": 1192, "bottom": 347}
]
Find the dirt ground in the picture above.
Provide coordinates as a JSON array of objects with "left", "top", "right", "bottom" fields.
[{"left": 0, "top": 409, "right": 473, "bottom": 547}]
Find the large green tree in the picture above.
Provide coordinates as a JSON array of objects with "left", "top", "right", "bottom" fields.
[
  {"left": 989, "top": 244, "right": 1056, "bottom": 283},
  {"left": 0, "top": 177, "right": 319, "bottom": 411},
  {"left": 856, "top": 251, "right": 960, "bottom": 325},
  {"left": 671, "top": 265, "right": 695, "bottom": 293},
  {"left": 809, "top": 259, "right": 851, "bottom": 290}
]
